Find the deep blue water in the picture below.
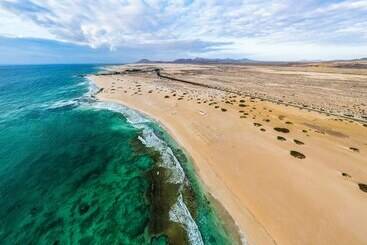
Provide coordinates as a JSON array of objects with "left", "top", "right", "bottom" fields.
[{"left": 0, "top": 65, "right": 234, "bottom": 244}]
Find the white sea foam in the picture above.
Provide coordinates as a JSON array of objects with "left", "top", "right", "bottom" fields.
[
  {"left": 169, "top": 194, "right": 204, "bottom": 245},
  {"left": 138, "top": 127, "right": 185, "bottom": 184},
  {"left": 47, "top": 99, "right": 79, "bottom": 109},
  {"left": 98, "top": 65, "right": 120, "bottom": 72},
  {"left": 85, "top": 76, "right": 100, "bottom": 97},
  {"left": 91, "top": 101, "right": 185, "bottom": 184},
  {"left": 241, "top": 234, "right": 249, "bottom": 245}
]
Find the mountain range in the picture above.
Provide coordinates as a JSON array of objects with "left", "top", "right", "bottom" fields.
[{"left": 136, "top": 57, "right": 257, "bottom": 64}]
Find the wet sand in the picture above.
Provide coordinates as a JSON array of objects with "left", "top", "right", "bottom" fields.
[{"left": 90, "top": 63, "right": 367, "bottom": 245}]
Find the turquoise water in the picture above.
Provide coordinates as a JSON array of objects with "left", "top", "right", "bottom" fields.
[{"left": 0, "top": 65, "right": 235, "bottom": 244}]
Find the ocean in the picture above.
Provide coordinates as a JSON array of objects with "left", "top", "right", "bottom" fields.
[{"left": 0, "top": 65, "right": 234, "bottom": 244}]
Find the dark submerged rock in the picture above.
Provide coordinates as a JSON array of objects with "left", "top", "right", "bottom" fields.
[{"left": 79, "top": 203, "right": 90, "bottom": 215}]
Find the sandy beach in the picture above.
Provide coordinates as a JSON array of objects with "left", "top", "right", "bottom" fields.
[{"left": 90, "top": 63, "right": 367, "bottom": 245}]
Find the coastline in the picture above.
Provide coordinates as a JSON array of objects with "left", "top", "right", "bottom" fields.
[
  {"left": 89, "top": 64, "right": 367, "bottom": 245},
  {"left": 1, "top": 64, "right": 235, "bottom": 244},
  {"left": 89, "top": 76, "right": 275, "bottom": 244},
  {"left": 90, "top": 88, "right": 243, "bottom": 244}
]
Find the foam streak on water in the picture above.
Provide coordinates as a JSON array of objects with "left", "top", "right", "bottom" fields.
[
  {"left": 88, "top": 101, "right": 203, "bottom": 244},
  {"left": 169, "top": 194, "right": 204, "bottom": 245}
]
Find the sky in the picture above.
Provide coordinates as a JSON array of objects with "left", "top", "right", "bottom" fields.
[{"left": 0, "top": 0, "right": 366, "bottom": 64}]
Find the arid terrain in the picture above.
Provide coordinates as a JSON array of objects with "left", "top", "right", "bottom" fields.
[
  {"left": 91, "top": 62, "right": 367, "bottom": 245},
  {"left": 145, "top": 62, "right": 367, "bottom": 121}
]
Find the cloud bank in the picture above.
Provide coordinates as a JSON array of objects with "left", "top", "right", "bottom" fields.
[{"left": 0, "top": 0, "right": 367, "bottom": 61}]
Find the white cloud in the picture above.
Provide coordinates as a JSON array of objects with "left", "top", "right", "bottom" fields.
[
  {"left": 0, "top": 0, "right": 367, "bottom": 60},
  {"left": 0, "top": 7, "right": 54, "bottom": 39},
  {"left": 316, "top": 0, "right": 367, "bottom": 12}
]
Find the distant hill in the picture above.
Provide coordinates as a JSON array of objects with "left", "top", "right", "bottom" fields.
[
  {"left": 136, "top": 57, "right": 367, "bottom": 67},
  {"left": 172, "top": 57, "right": 255, "bottom": 64},
  {"left": 136, "top": 57, "right": 257, "bottom": 64}
]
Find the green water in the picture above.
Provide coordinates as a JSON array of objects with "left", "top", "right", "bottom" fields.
[
  {"left": 149, "top": 123, "right": 238, "bottom": 244},
  {"left": 0, "top": 65, "right": 236, "bottom": 244}
]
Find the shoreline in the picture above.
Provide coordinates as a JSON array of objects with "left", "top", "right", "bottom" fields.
[
  {"left": 90, "top": 82, "right": 275, "bottom": 244},
  {"left": 89, "top": 63, "right": 367, "bottom": 245},
  {"left": 91, "top": 88, "right": 244, "bottom": 244}
]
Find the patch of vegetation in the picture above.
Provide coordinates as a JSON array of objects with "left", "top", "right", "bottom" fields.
[
  {"left": 290, "top": 150, "right": 305, "bottom": 159},
  {"left": 341, "top": 172, "right": 351, "bottom": 178},
  {"left": 358, "top": 183, "right": 367, "bottom": 193},
  {"left": 349, "top": 147, "right": 359, "bottom": 152},
  {"left": 274, "top": 127, "right": 290, "bottom": 133},
  {"left": 277, "top": 136, "right": 286, "bottom": 141},
  {"left": 294, "top": 139, "right": 304, "bottom": 145}
]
